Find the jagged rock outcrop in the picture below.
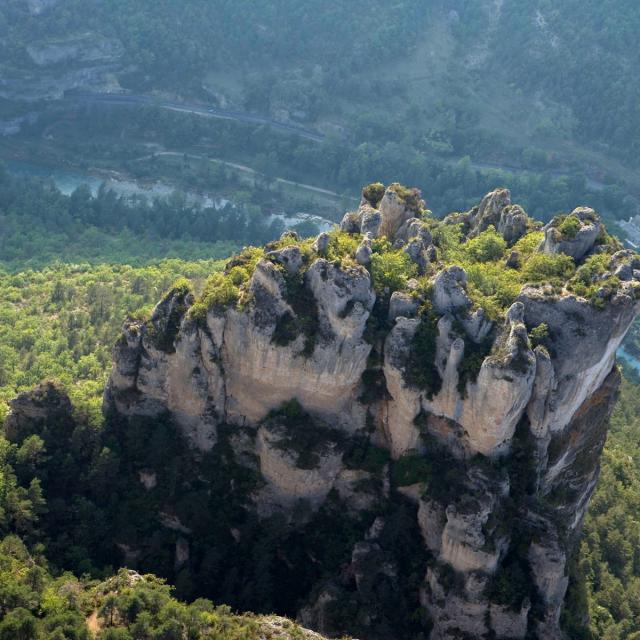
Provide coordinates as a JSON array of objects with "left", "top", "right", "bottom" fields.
[
  {"left": 341, "top": 183, "right": 426, "bottom": 244},
  {"left": 541, "top": 207, "right": 601, "bottom": 261},
  {"left": 104, "top": 184, "right": 640, "bottom": 640},
  {"left": 443, "top": 188, "right": 532, "bottom": 246}
]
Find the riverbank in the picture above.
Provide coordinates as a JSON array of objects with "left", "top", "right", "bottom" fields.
[{"left": 3, "top": 158, "right": 335, "bottom": 233}]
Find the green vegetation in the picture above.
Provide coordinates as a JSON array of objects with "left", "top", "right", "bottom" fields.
[
  {"left": 343, "top": 436, "right": 390, "bottom": 475},
  {"left": 266, "top": 400, "right": 345, "bottom": 469},
  {"left": 433, "top": 225, "right": 577, "bottom": 320},
  {"left": 146, "top": 280, "right": 193, "bottom": 353},
  {"left": 4, "top": 0, "right": 640, "bottom": 246},
  {"left": 0, "top": 540, "right": 325, "bottom": 639},
  {"left": 557, "top": 214, "right": 583, "bottom": 240},
  {"left": 392, "top": 453, "right": 432, "bottom": 487},
  {"left": 188, "top": 247, "right": 269, "bottom": 322},
  {"left": 486, "top": 556, "right": 532, "bottom": 611},
  {"left": 456, "top": 336, "right": 494, "bottom": 395},
  {"left": 405, "top": 309, "right": 442, "bottom": 398},
  {"left": 324, "top": 231, "right": 360, "bottom": 266},
  {"left": 565, "top": 379, "right": 640, "bottom": 639},
  {"left": 275, "top": 270, "right": 320, "bottom": 358},
  {"left": 466, "top": 226, "right": 507, "bottom": 263},
  {"left": 0, "top": 196, "right": 635, "bottom": 638},
  {"left": 0, "top": 167, "right": 269, "bottom": 269},
  {"left": 362, "top": 183, "right": 386, "bottom": 208},
  {"left": 3, "top": 0, "right": 640, "bottom": 632},
  {"left": 387, "top": 183, "right": 425, "bottom": 214},
  {"left": 520, "top": 252, "right": 576, "bottom": 284},
  {"left": 370, "top": 250, "right": 418, "bottom": 293},
  {"left": 0, "top": 260, "right": 223, "bottom": 421},
  {"left": 529, "top": 323, "right": 550, "bottom": 350},
  {"left": 189, "top": 273, "right": 240, "bottom": 321},
  {"left": 428, "top": 215, "right": 626, "bottom": 322},
  {"left": 567, "top": 254, "right": 627, "bottom": 307}
]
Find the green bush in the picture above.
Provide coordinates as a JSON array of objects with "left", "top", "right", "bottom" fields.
[
  {"left": 520, "top": 253, "right": 575, "bottom": 283},
  {"left": 567, "top": 255, "right": 620, "bottom": 306},
  {"left": 169, "top": 277, "right": 192, "bottom": 296},
  {"left": 405, "top": 309, "right": 442, "bottom": 398},
  {"left": 189, "top": 274, "right": 240, "bottom": 321},
  {"left": 370, "top": 250, "right": 417, "bottom": 293},
  {"left": 457, "top": 337, "right": 493, "bottom": 396},
  {"left": 529, "top": 323, "right": 550, "bottom": 349},
  {"left": 267, "top": 400, "right": 345, "bottom": 469},
  {"left": 225, "top": 246, "right": 265, "bottom": 272},
  {"left": 572, "top": 254, "right": 610, "bottom": 287},
  {"left": 465, "top": 263, "right": 522, "bottom": 320},
  {"left": 486, "top": 558, "right": 532, "bottom": 610},
  {"left": 325, "top": 230, "right": 360, "bottom": 265},
  {"left": 278, "top": 272, "right": 320, "bottom": 357},
  {"left": 388, "top": 183, "right": 424, "bottom": 213},
  {"left": 362, "top": 182, "right": 386, "bottom": 207},
  {"left": 466, "top": 226, "right": 507, "bottom": 263},
  {"left": 558, "top": 214, "right": 582, "bottom": 239},
  {"left": 344, "top": 436, "right": 390, "bottom": 475},
  {"left": 0, "top": 608, "right": 38, "bottom": 640},
  {"left": 191, "top": 250, "right": 267, "bottom": 319},
  {"left": 392, "top": 453, "right": 432, "bottom": 487},
  {"left": 432, "top": 223, "right": 463, "bottom": 262},
  {"left": 512, "top": 231, "right": 544, "bottom": 257}
]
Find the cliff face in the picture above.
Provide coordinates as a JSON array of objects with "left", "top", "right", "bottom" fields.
[
  {"left": 105, "top": 184, "right": 640, "bottom": 639},
  {"left": 0, "top": 1, "right": 125, "bottom": 105}
]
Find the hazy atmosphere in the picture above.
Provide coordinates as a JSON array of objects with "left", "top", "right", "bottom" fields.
[{"left": 1, "top": 2, "right": 640, "bottom": 639}]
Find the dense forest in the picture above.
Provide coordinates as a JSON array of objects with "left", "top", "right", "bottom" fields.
[{"left": 566, "top": 380, "right": 640, "bottom": 639}]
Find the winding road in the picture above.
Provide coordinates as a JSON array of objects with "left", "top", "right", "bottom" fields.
[
  {"left": 64, "top": 92, "right": 610, "bottom": 196},
  {"left": 69, "top": 92, "right": 326, "bottom": 143},
  {"left": 129, "top": 150, "right": 351, "bottom": 201}
]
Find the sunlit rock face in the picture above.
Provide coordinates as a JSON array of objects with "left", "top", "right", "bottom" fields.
[{"left": 105, "top": 184, "right": 640, "bottom": 640}]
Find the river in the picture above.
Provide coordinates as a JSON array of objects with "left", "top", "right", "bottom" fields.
[
  {"left": 6, "top": 160, "right": 105, "bottom": 196},
  {"left": 5, "top": 159, "right": 204, "bottom": 202},
  {"left": 3, "top": 159, "right": 334, "bottom": 232}
]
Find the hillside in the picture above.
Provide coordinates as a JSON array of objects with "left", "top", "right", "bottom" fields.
[{"left": 2, "top": 0, "right": 640, "bottom": 229}]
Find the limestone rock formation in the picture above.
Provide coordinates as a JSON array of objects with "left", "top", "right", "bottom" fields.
[
  {"left": 104, "top": 184, "right": 640, "bottom": 640},
  {"left": 443, "top": 188, "right": 530, "bottom": 243},
  {"left": 541, "top": 207, "right": 602, "bottom": 261}
]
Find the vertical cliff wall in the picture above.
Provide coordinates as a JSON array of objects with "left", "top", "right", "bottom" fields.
[{"left": 104, "top": 184, "right": 640, "bottom": 639}]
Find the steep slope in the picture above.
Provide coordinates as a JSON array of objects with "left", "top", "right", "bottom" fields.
[{"left": 101, "top": 184, "right": 640, "bottom": 639}]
